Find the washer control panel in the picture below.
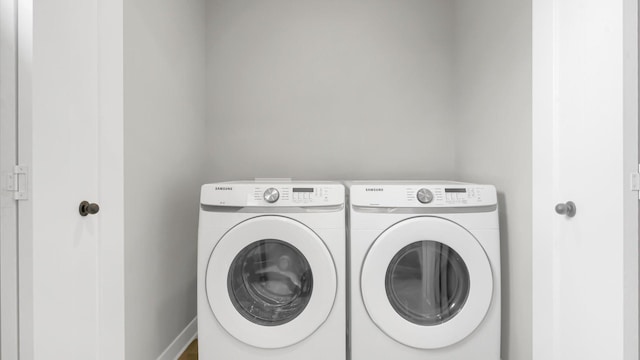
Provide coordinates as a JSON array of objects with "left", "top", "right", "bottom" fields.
[
  {"left": 350, "top": 183, "right": 497, "bottom": 208},
  {"left": 201, "top": 182, "right": 344, "bottom": 207}
]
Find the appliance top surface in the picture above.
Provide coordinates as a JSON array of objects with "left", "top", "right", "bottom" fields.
[
  {"left": 201, "top": 181, "right": 344, "bottom": 207},
  {"left": 223, "top": 179, "right": 342, "bottom": 186},
  {"left": 349, "top": 181, "right": 497, "bottom": 208},
  {"left": 345, "top": 180, "right": 470, "bottom": 187}
]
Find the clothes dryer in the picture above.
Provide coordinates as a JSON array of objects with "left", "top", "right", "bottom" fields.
[
  {"left": 348, "top": 181, "right": 500, "bottom": 360},
  {"left": 198, "top": 181, "right": 345, "bottom": 360}
]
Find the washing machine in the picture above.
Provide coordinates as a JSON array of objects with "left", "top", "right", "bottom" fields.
[
  {"left": 347, "top": 181, "right": 500, "bottom": 360},
  {"left": 198, "top": 181, "right": 346, "bottom": 360}
]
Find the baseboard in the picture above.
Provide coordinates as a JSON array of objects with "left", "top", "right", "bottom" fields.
[{"left": 156, "top": 316, "right": 197, "bottom": 360}]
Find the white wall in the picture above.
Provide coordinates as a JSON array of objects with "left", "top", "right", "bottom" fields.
[
  {"left": 124, "top": 0, "right": 207, "bottom": 358},
  {"left": 453, "top": 1, "right": 532, "bottom": 360},
  {"left": 205, "top": 0, "right": 456, "bottom": 181}
]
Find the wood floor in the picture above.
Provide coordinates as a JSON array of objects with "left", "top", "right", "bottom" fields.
[{"left": 179, "top": 339, "right": 198, "bottom": 360}]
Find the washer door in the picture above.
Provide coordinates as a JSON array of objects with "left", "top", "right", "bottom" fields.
[
  {"left": 361, "top": 216, "right": 493, "bottom": 349},
  {"left": 206, "top": 216, "right": 337, "bottom": 348}
]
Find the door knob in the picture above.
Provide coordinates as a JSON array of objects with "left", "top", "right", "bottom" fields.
[
  {"left": 79, "top": 201, "right": 100, "bottom": 216},
  {"left": 555, "top": 201, "right": 576, "bottom": 218}
]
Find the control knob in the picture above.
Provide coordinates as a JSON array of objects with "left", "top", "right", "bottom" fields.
[
  {"left": 416, "top": 188, "right": 434, "bottom": 204},
  {"left": 263, "top": 188, "right": 280, "bottom": 203}
]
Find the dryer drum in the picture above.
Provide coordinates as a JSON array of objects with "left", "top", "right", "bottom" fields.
[{"left": 227, "top": 239, "right": 314, "bottom": 326}]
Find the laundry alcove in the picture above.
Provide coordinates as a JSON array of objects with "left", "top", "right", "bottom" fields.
[{"left": 123, "top": 1, "right": 531, "bottom": 359}]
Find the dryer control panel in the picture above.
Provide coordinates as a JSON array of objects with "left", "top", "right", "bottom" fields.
[
  {"left": 201, "top": 182, "right": 345, "bottom": 207},
  {"left": 349, "top": 183, "right": 497, "bottom": 208}
]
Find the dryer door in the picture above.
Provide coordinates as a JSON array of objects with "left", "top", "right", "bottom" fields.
[
  {"left": 206, "top": 215, "right": 337, "bottom": 349},
  {"left": 361, "top": 216, "right": 493, "bottom": 349}
]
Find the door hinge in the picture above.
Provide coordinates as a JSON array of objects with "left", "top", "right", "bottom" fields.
[{"left": 6, "top": 165, "right": 28, "bottom": 200}]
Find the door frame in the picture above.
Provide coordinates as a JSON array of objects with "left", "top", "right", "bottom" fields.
[
  {"left": 1, "top": 0, "right": 20, "bottom": 358},
  {"left": 532, "top": 0, "right": 639, "bottom": 359}
]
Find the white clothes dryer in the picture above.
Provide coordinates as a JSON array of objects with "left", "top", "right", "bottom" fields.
[
  {"left": 198, "top": 181, "right": 345, "bottom": 360},
  {"left": 347, "top": 181, "right": 500, "bottom": 360}
]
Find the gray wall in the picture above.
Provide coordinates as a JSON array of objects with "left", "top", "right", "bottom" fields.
[
  {"left": 124, "top": 0, "right": 207, "bottom": 358},
  {"left": 205, "top": 0, "right": 457, "bottom": 181},
  {"left": 453, "top": 1, "right": 532, "bottom": 360},
  {"left": 204, "top": 5, "right": 533, "bottom": 359}
]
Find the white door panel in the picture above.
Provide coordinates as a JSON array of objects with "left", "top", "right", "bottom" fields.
[
  {"left": 22, "top": 0, "right": 125, "bottom": 358},
  {"left": 553, "top": 2, "right": 623, "bottom": 358},
  {"left": 532, "top": 0, "right": 638, "bottom": 359},
  {"left": 32, "top": 0, "right": 99, "bottom": 357}
]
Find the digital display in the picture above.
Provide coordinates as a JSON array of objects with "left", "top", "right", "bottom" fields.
[
  {"left": 293, "top": 188, "right": 314, "bottom": 193},
  {"left": 445, "top": 188, "right": 467, "bottom": 193}
]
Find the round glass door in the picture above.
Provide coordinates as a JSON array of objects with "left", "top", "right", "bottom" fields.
[
  {"left": 206, "top": 216, "right": 337, "bottom": 349},
  {"left": 386, "top": 241, "right": 470, "bottom": 326},
  {"left": 228, "top": 239, "right": 313, "bottom": 326},
  {"left": 361, "top": 216, "right": 493, "bottom": 349}
]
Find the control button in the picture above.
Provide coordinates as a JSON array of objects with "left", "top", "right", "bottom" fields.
[
  {"left": 263, "top": 188, "right": 280, "bottom": 203},
  {"left": 416, "top": 188, "right": 434, "bottom": 204}
]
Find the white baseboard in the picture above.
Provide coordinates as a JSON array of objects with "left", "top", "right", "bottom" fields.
[{"left": 156, "top": 316, "right": 197, "bottom": 360}]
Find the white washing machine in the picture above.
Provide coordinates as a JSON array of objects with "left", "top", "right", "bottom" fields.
[
  {"left": 198, "top": 181, "right": 346, "bottom": 360},
  {"left": 348, "top": 181, "right": 500, "bottom": 360}
]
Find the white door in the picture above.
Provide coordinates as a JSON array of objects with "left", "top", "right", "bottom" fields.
[
  {"left": 21, "top": 0, "right": 125, "bottom": 358},
  {"left": 532, "top": 0, "right": 639, "bottom": 359},
  {"left": 206, "top": 216, "right": 337, "bottom": 349},
  {"left": 360, "top": 217, "right": 493, "bottom": 349}
]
